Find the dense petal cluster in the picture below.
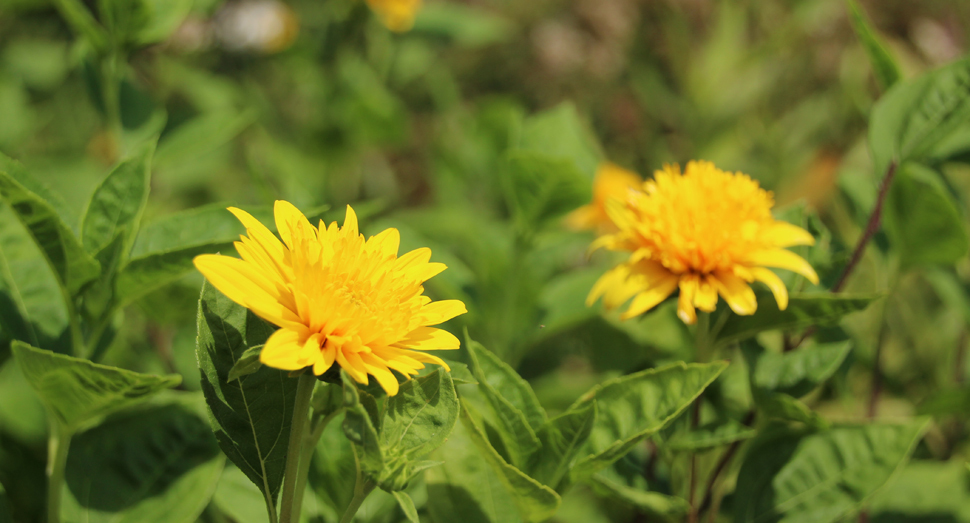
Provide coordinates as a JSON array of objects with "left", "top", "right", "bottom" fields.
[
  {"left": 194, "top": 202, "right": 466, "bottom": 395},
  {"left": 566, "top": 162, "right": 643, "bottom": 233},
  {"left": 587, "top": 160, "right": 818, "bottom": 324},
  {"left": 365, "top": 0, "right": 422, "bottom": 32}
]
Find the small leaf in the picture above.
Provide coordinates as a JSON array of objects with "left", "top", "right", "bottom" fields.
[
  {"left": 590, "top": 474, "right": 689, "bottom": 520},
  {"left": 846, "top": 0, "right": 901, "bottom": 91},
  {"left": 155, "top": 110, "right": 256, "bottom": 172},
  {"left": 342, "top": 372, "right": 384, "bottom": 477},
  {"left": 196, "top": 281, "right": 297, "bottom": 506},
  {"left": 380, "top": 368, "right": 459, "bottom": 460},
  {"left": 116, "top": 244, "right": 226, "bottom": 306},
  {"left": 733, "top": 420, "right": 930, "bottom": 523},
  {"left": 0, "top": 156, "right": 100, "bottom": 295},
  {"left": 516, "top": 102, "right": 601, "bottom": 178},
  {"left": 12, "top": 341, "right": 180, "bottom": 432},
  {"left": 466, "top": 337, "right": 542, "bottom": 467},
  {"left": 226, "top": 345, "right": 263, "bottom": 382},
  {"left": 135, "top": 0, "right": 194, "bottom": 45},
  {"left": 883, "top": 163, "right": 969, "bottom": 268},
  {"left": 527, "top": 400, "right": 597, "bottom": 490},
  {"left": 393, "top": 491, "right": 420, "bottom": 523},
  {"left": 446, "top": 361, "right": 477, "bottom": 385},
  {"left": 714, "top": 293, "right": 877, "bottom": 347},
  {"left": 311, "top": 382, "right": 343, "bottom": 419},
  {"left": 666, "top": 420, "right": 756, "bottom": 452},
  {"left": 752, "top": 390, "right": 827, "bottom": 428},
  {"left": 568, "top": 361, "right": 727, "bottom": 481},
  {"left": 61, "top": 401, "right": 225, "bottom": 523},
  {"left": 81, "top": 138, "right": 156, "bottom": 259},
  {"left": 743, "top": 340, "right": 853, "bottom": 398},
  {"left": 460, "top": 401, "right": 561, "bottom": 523},
  {"left": 504, "top": 152, "right": 590, "bottom": 231}
]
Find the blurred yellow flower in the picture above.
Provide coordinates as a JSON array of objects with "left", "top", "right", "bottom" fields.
[
  {"left": 587, "top": 160, "right": 818, "bottom": 325},
  {"left": 366, "top": 0, "right": 422, "bottom": 32},
  {"left": 194, "top": 202, "right": 466, "bottom": 395},
  {"left": 566, "top": 162, "right": 643, "bottom": 232}
]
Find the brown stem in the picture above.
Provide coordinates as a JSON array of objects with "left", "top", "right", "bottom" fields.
[{"left": 786, "top": 161, "right": 899, "bottom": 353}]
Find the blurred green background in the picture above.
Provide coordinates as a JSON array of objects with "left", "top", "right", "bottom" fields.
[{"left": 2, "top": 0, "right": 970, "bottom": 521}]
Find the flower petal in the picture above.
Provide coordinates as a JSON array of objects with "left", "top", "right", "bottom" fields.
[
  {"left": 677, "top": 274, "right": 698, "bottom": 325},
  {"left": 415, "top": 300, "right": 467, "bottom": 326},
  {"left": 745, "top": 249, "right": 819, "bottom": 284},
  {"left": 260, "top": 328, "right": 312, "bottom": 370},
  {"left": 694, "top": 275, "right": 719, "bottom": 312},
  {"left": 751, "top": 267, "right": 789, "bottom": 311},
  {"left": 763, "top": 221, "right": 815, "bottom": 247},
  {"left": 397, "top": 327, "right": 460, "bottom": 351},
  {"left": 619, "top": 271, "right": 679, "bottom": 320},
  {"left": 194, "top": 255, "right": 303, "bottom": 329},
  {"left": 337, "top": 349, "right": 369, "bottom": 384},
  {"left": 274, "top": 200, "right": 314, "bottom": 250},
  {"left": 229, "top": 207, "right": 286, "bottom": 260},
  {"left": 713, "top": 270, "right": 757, "bottom": 316}
]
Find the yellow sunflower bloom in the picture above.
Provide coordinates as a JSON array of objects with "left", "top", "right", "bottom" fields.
[
  {"left": 193, "top": 201, "right": 466, "bottom": 395},
  {"left": 566, "top": 162, "right": 643, "bottom": 233},
  {"left": 587, "top": 160, "right": 819, "bottom": 325},
  {"left": 365, "top": 0, "right": 422, "bottom": 32}
]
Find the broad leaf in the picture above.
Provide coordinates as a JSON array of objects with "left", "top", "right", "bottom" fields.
[
  {"left": 459, "top": 402, "right": 561, "bottom": 523},
  {"left": 61, "top": 401, "right": 224, "bottom": 523},
  {"left": 847, "top": 0, "right": 901, "bottom": 91},
  {"left": 154, "top": 110, "right": 256, "bottom": 171},
  {"left": 752, "top": 390, "right": 827, "bottom": 428},
  {"left": 227, "top": 344, "right": 263, "bottom": 382},
  {"left": 590, "top": 474, "right": 688, "bottom": 520},
  {"left": 527, "top": 400, "right": 597, "bottom": 490},
  {"left": 116, "top": 244, "right": 228, "bottom": 306},
  {"left": 12, "top": 341, "right": 180, "bottom": 432},
  {"left": 466, "top": 337, "right": 542, "bottom": 467},
  {"left": 342, "top": 372, "right": 384, "bottom": 477},
  {"left": 744, "top": 340, "right": 852, "bottom": 398},
  {"left": 0, "top": 203, "right": 69, "bottom": 353},
  {"left": 0, "top": 485, "right": 9, "bottom": 523},
  {"left": 868, "top": 461, "right": 970, "bottom": 521},
  {"left": 869, "top": 57, "right": 970, "bottom": 176},
  {"left": 714, "top": 293, "right": 877, "bottom": 346},
  {"left": 393, "top": 491, "right": 420, "bottom": 523},
  {"left": 0, "top": 157, "right": 100, "bottom": 295},
  {"left": 380, "top": 368, "right": 459, "bottom": 460},
  {"left": 568, "top": 361, "right": 727, "bottom": 481},
  {"left": 883, "top": 163, "right": 969, "bottom": 268},
  {"left": 81, "top": 139, "right": 155, "bottom": 259},
  {"left": 516, "top": 102, "right": 601, "bottom": 178},
  {"left": 504, "top": 152, "right": 590, "bottom": 231},
  {"left": 733, "top": 420, "right": 929, "bottom": 523},
  {"left": 308, "top": 411, "right": 356, "bottom": 517},
  {"left": 196, "top": 281, "right": 297, "bottom": 506},
  {"left": 667, "top": 420, "right": 756, "bottom": 452}
]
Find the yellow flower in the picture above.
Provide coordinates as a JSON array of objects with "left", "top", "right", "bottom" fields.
[
  {"left": 365, "top": 0, "right": 422, "bottom": 32},
  {"left": 194, "top": 202, "right": 466, "bottom": 395},
  {"left": 566, "top": 162, "right": 643, "bottom": 233},
  {"left": 587, "top": 160, "right": 819, "bottom": 325}
]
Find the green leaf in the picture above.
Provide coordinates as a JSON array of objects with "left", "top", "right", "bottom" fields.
[
  {"left": 466, "top": 337, "right": 542, "bottom": 467},
  {"left": 0, "top": 157, "right": 100, "bottom": 295},
  {"left": 227, "top": 344, "right": 263, "bottom": 382},
  {"left": 342, "top": 372, "right": 384, "bottom": 477},
  {"left": 516, "top": 103, "right": 601, "bottom": 178},
  {"left": 883, "top": 163, "right": 969, "bottom": 268},
  {"left": 311, "top": 381, "right": 343, "bottom": 419},
  {"left": 0, "top": 484, "right": 9, "bottom": 523},
  {"left": 459, "top": 402, "right": 561, "bottom": 523},
  {"left": 116, "top": 244, "right": 224, "bottom": 306},
  {"left": 504, "top": 152, "right": 591, "bottom": 231},
  {"left": 214, "top": 466, "right": 325, "bottom": 523},
  {"left": 733, "top": 420, "right": 930, "bottom": 523},
  {"left": 411, "top": 3, "right": 512, "bottom": 48},
  {"left": 527, "top": 400, "right": 597, "bottom": 490},
  {"left": 666, "top": 420, "right": 756, "bottom": 452},
  {"left": 0, "top": 203, "right": 69, "bottom": 353},
  {"left": 589, "top": 474, "right": 688, "bottom": 520},
  {"left": 744, "top": 340, "right": 853, "bottom": 398},
  {"left": 81, "top": 139, "right": 156, "bottom": 259},
  {"left": 380, "top": 368, "right": 459, "bottom": 460},
  {"left": 752, "top": 390, "right": 827, "bottom": 428},
  {"left": 714, "top": 293, "right": 878, "bottom": 346},
  {"left": 155, "top": 110, "right": 256, "bottom": 171},
  {"left": 135, "top": 0, "right": 194, "bottom": 45},
  {"left": 308, "top": 411, "right": 356, "bottom": 516},
  {"left": 869, "top": 57, "right": 970, "bottom": 176},
  {"left": 393, "top": 491, "right": 420, "bottom": 523},
  {"left": 12, "top": 341, "right": 180, "bottom": 432},
  {"left": 196, "top": 281, "right": 297, "bottom": 506},
  {"left": 846, "top": 0, "right": 901, "bottom": 91},
  {"left": 61, "top": 401, "right": 225, "bottom": 523},
  {"left": 868, "top": 461, "right": 970, "bottom": 521},
  {"left": 446, "top": 361, "right": 477, "bottom": 385},
  {"left": 568, "top": 361, "right": 727, "bottom": 481}
]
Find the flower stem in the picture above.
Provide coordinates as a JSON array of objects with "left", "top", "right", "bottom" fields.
[
  {"left": 340, "top": 449, "right": 375, "bottom": 523},
  {"left": 46, "top": 423, "right": 72, "bottom": 523},
  {"left": 290, "top": 409, "right": 342, "bottom": 518},
  {"left": 279, "top": 373, "right": 316, "bottom": 523}
]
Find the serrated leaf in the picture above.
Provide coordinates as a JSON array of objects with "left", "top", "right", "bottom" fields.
[
  {"left": 847, "top": 0, "right": 901, "bottom": 91},
  {"left": 342, "top": 372, "right": 384, "bottom": 477},
  {"left": 81, "top": 139, "right": 155, "bottom": 259},
  {"left": 752, "top": 390, "right": 827, "bottom": 428},
  {"left": 733, "top": 420, "right": 930, "bottom": 523},
  {"left": 459, "top": 402, "right": 561, "bottom": 523},
  {"left": 466, "top": 337, "right": 542, "bottom": 467},
  {"left": 12, "top": 341, "right": 180, "bottom": 432},
  {"left": 666, "top": 420, "right": 756, "bottom": 452},
  {"left": 590, "top": 474, "right": 688, "bottom": 520},
  {"left": 196, "top": 281, "right": 297, "bottom": 507},
  {"left": 226, "top": 344, "right": 262, "bottom": 382},
  {"left": 883, "top": 163, "right": 969, "bottom": 268},
  {"left": 869, "top": 57, "right": 970, "bottom": 176},
  {"left": 381, "top": 369, "right": 459, "bottom": 460},
  {"left": 744, "top": 340, "right": 852, "bottom": 398},
  {"left": 393, "top": 491, "right": 420, "bottom": 523},
  {"left": 527, "top": 400, "right": 597, "bottom": 490},
  {"left": 568, "top": 361, "right": 727, "bottom": 481},
  {"left": 0, "top": 157, "right": 100, "bottom": 295},
  {"left": 61, "top": 402, "right": 225, "bottom": 523},
  {"left": 714, "top": 293, "right": 877, "bottom": 346}
]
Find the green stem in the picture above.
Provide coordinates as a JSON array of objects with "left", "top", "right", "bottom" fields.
[
  {"left": 291, "top": 409, "right": 342, "bottom": 517},
  {"left": 101, "top": 51, "right": 123, "bottom": 147},
  {"left": 339, "top": 449, "right": 375, "bottom": 523},
  {"left": 46, "top": 423, "right": 72, "bottom": 523},
  {"left": 279, "top": 374, "right": 316, "bottom": 523}
]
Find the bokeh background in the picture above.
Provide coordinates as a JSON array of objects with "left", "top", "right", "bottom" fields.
[{"left": 3, "top": 0, "right": 970, "bottom": 521}]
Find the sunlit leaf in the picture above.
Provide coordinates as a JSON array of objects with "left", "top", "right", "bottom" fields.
[
  {"left": 714, "top": 293, "right": 877, "bottom": 346},
  {"left": 743, "top": 340, "right": 853, "bottom": 398},
  {"left": 590, "top": 474, "right": 688, "bottom": 520},
  {"left": 527, "top": 400, "right": 596, "bottom": 490},
  {"left": 666, "top": 419, "right": 756, "bottom": 452}
]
